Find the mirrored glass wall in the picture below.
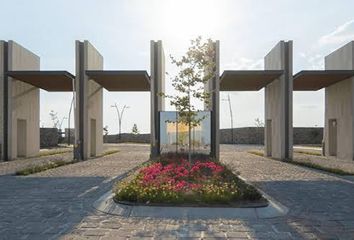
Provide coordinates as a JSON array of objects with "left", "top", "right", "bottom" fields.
[{"left": 160, "top": 111, "right": 211, "bottom": 154}]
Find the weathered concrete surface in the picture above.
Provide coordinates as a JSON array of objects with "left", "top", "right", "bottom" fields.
[
  {"left": 264, "top": 41, "right": 293, "bottom": 160},
  {"left": 1, "top": 144, "right": 354, "bottom": 239},
  {"left": 150, "top": 40, "right": 165, "bottom": 158},
  {"left": 0, "top": 41, "right": 40, "bottom": 160},
  {"left": 75, "top": 41, "right": 104, "bottom": 160},
  {"left": 324, "top": 41, "right": 354, "bottom": 160}
]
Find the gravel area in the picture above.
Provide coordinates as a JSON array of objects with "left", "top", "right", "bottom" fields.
[{"left": 1, "top": 144, "right": 354, "bottom": 239}]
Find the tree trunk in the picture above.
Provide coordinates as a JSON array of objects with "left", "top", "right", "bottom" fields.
[{"left": 188, "top": 121, "right": 192, "bottom": 165}]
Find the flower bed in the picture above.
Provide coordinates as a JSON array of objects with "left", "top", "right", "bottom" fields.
[{"left": 114, "top": 157, "right": 264, "bottom": 206}]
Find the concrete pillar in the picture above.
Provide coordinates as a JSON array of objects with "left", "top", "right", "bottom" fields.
[
  {"left": 205, "top": 41, "right": 220, "bottom": 160},
  {"left": 264, "top": 41, "right": 293, "bottom": 160},
  {"left": 75, "top": 41, "right": 103, "bottom": 160},
  {"left": 324, "top": 41, "right": 354, "bottom": 160},
  {"left": 150, "top": 40, "right": 165, "bottom": 158},
  {"left": 0, "top": 41, "right": 40, "bottom": 160}
]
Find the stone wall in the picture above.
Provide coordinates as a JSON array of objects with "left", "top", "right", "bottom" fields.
[
  {"left": 220, "top": 127, "right": 323, "bottom": 145},
  {"left": 40, "top": 128, "right": 59, "bottom": 148},
  {"left": 293, "top": 127, "right": 323, "bottom": 145},
  {"left": 100, "top": 127, "right": 323, "bottom": 145},
  {"left": 64, "top": 128, "right": 75, "bottom": 145},
  {"left": 220, "top": 127, "right": 264, "bottom": 144},
  {"left": 104, "top": 133, "right": 150, "bottom": 143}
]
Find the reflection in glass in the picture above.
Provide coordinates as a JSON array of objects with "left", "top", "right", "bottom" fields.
[{"left": 160, "top": 111, "right": 211, "bottom": 154}]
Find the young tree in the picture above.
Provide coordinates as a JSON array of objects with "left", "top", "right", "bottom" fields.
[
  {"left": 254, "top": 118, "right": 264, "bottom": 127},
  {"left": 162, "top": 37, "right": 216, "bottom": 163},
  {"left": 131, "top": 123, "right": 139, "bottom": 135},
  {"left": 103, "top": 126, "right": 109, "bottom": 136},
  {"left": 49, "top": 110, "right": 60, "bottom": 129}
]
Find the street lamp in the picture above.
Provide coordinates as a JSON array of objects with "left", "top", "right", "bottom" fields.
[
  {"left": 111, "top": 103, "right": 130, "bottom": 141},
  {"left": 222, "top": 94, "right": 234, "bottom": 144}
]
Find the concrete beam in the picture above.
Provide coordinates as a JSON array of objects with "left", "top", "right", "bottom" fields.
[
  {"left": 264, "top": 41, "right": 293, "bottom": 160},
  {"left": 324, "top": 41, "right": 354, "bottom": 160},
  {"left": 75, "top": 41, "right": 103, "bottom": 160},
  {"left": 150, "top": 40, "right": 165, "bottom": 158},
  {"left": 0, "top": 41, "right": 40, "bottom": 160}
]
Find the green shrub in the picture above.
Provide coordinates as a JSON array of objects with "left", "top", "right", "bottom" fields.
[{"left": 16, "top": 160, "right": 75, "bottom": 176}]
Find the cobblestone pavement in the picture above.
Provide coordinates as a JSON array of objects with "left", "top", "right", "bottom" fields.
[
  {"left": 0, "top": 144, "right": 122, "bottom": 176},
  {"left": 1, "top": 144, "right": 354, "bottom": 239},
  {"left": 0, "top": 147, "right": 73, "bottom": 176}
]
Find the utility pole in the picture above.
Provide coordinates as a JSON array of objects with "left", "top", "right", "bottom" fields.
[
  {"left": 111, "top": 103, "right": 129, "bottom": 141},
  {"left": 222, "top": 94, "right": 234, "bottom": 144},
  {"left": 67, "top": 96, "right": 74, "bottom": 146}
]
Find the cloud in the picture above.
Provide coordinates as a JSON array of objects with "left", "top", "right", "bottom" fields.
[
  {"left": 299, "top": 52, "right": 324, "bottom": 69},
  {"left": 224, "top": 57, "right": 263, "bottom": 70},
  {"left": 319, "top": 19, "right": 354, "bottom": 46},
  {"left": 299, "top": 19, "right": 354, "bottom": 70}
]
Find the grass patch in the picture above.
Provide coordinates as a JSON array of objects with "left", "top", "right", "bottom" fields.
[
  {"left": 34, "top": 148, "right": 72, "bottom": 158},
  {"left": 291, "top": 161, "right": 354, "bottom": 176},
  {"left": 294, "top": 150, "right": 322, "bottom": 156},
  {"left": 248, "top": 150, "right": 264, "bottom": 157},
  {"left": 248, "top": 150, "right": 354, "bottom": 176},
  {"left": 99, "top": 149, "right": 120, "bottom": 157},
  {"left": 113, "top": 156, "right": 264, "bottom": 206},
  {"left": 16, "top": 160, "right": 75, "bottom": 176}
]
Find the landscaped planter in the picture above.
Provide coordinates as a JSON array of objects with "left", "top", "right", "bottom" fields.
[{"left": 113, "top": 155, "right": 267, "bottom": 207}]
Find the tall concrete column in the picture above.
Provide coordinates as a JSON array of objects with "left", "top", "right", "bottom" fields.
[
  {"left": 205, "top": 41, "right": 220, "bottom": 160},
  {"left": 150, "top": 40, "right": 165, "bottom": 158},
  {"left": 324, "top": 41, "right": 354, "bottom": 160},
  {"left": 0, "top": 41, "right": 40, "bottom": 161},
  {"left": 0, "top": 41, "right": 6, "bottom": 160},
  {"left": 75, "top": 41, "right": 103, "bottom": 160},
  {"left": 264, "top": 41, "right": 293, "bottom": 160}
]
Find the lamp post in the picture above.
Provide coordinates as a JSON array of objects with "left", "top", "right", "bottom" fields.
[
  {"left": 222, "top": 94, "right": 234, "bottom": 144},
  {"left": 111, "top": 103, "right": 130, "bottom": 141}
]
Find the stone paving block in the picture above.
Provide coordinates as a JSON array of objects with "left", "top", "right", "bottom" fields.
[{"left": 2, "top": 144, "right": 354, "bottom": 239}]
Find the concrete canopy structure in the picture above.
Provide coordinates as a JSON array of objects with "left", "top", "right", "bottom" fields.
[
  {"left": 76, "top": 40, "right": 164, "bottom": 160},
  {"left": 6, "top": 71, "right": 74, "bottom": 92},
  {"left": 292, "top": 41, "right": 354, "bottom": 161},
  {"left": 86, "top": 71, "right": 150, "bottom": 91},
  {"left": 75, "top": 41, "right": 104, "bottom": 160},
  {"left": 220, "top": 70, "right": 283, "bottom": 91},
  {"left": 220, "top": 41, "right": 293, "bottom": 161},
  {"left": 4, "top": 38, "right": 354, "bottom": 163},
  {"left": 293, "top": 70, "right": 354, "bottom": 91},
  {"left": 0, "top": 41, "right": 75, "bottom": 161},
  {"left": 264, "top": 41, "right": 293, "bottom": 160},
  {"left": 324, "top": 42, "right": 354, "bottom": 160}
]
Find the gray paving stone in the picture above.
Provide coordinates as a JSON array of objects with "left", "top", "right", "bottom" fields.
[{"left": 1, "top": 144, "right": 354, "bottom": 239}]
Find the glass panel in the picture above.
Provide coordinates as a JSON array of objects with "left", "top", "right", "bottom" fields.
[
  {"left": 159, "top": 111, "right": 178, "bottom": 154},
  {"left": 159, "top": 111, "right": 211, "bottom": 155}
]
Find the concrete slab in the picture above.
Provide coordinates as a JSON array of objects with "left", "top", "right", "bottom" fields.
[{"left": 93, "top": 190, "right": 288, "bottom": 220}]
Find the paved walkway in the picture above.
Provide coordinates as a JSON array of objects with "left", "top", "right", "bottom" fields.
[{"left": 1, "top": 144, "right": 354, "bottom": 239}]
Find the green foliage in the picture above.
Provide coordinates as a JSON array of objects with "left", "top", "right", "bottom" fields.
[
  {"left": 162, "top": 36, "right": 215, "bottom": 127},
  {"left": 101, "top": 149, "right": 120, "bottom": 157},
  {"left": 291, "top": 161, "right": 354, "bottom": 176},
  {"left": 248, "top": 149, "right": 354, "bottom": 176},
  {"left": 113, "top": 158, "right": 263, "bottom": 205},
  {"left": 161, "top": 37, "right": 216, "bottom": 162},
  {"left": 248, "top": 150, "right": 264, "bottom": 157},
  {"left": 16, "top": 160, "right": 75, "bottom": 176},
  {"left": 131, "top": 124, "right": 139, "bottom": 134},
  {"left": 49, "top": 110, "right": 60, "bottom": 128}
]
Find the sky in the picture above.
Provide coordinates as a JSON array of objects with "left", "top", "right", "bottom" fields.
[{"left": 1, "top": 0, "right": 354, "bottom": 134}]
